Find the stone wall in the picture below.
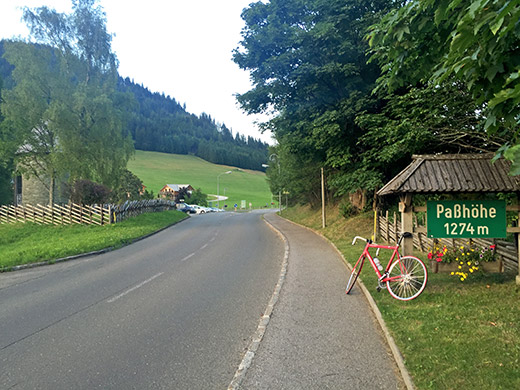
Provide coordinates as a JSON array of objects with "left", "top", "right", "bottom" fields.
[{"left": 21, "top": 175, "right": 68, "bottom": 206}]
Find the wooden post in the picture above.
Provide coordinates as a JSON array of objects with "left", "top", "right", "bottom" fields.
[
  {"left": 373, "top": 208, "right": 378, "bottom": 241},
  {"left": 321, "top": 167, "right": 326, "bottom": 228},
  {"left": 400, "top": 193, "right": 414, "bottom": 255},
  {"left": 393, "top": 212, "right": 397, "bottom": 243},
  {"left": 385, "top": 210, "right": 389, "bottom": 242},
  {"left": 415, "top": 214, "right": 424, "bottom": 252}
]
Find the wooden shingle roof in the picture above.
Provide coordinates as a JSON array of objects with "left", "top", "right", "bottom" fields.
[{"left": 377, "top": 154, "right": 520, "bottom": 196}]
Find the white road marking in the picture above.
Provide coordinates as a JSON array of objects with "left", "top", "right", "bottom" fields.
[
  {"left": 108, "top": 272, "right": 164, "bottom": 303},
  {"left": 181, "top": 253, "right": 196, "bottom": 262}
]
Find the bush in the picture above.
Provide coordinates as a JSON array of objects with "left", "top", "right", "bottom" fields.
[
  {"left": 340, "top": 200, "right": 357, "bottom": 218},
  {"left": 66, "top": 179, "right": 111, "bottom": 205}
]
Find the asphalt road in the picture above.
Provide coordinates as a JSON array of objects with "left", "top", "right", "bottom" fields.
[{"left": 0, "top": 210, "right": 284, "bottom": 389}]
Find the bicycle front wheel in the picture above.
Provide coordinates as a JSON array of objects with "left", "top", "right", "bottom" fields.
[
  {"left": 346, "top": 256, "right": 365, "bottom": 294},
  {"left": 386, "top": 256, "right": 427, "bottom": 301}
]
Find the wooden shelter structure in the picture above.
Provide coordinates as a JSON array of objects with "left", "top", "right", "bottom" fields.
[{"left": 376, "top": 153, "right": 520, "bottom": 284}]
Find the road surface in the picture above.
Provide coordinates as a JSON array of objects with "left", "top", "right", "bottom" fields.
[{"left": 0, "top": 211, "right": 284, "bottom": 389}]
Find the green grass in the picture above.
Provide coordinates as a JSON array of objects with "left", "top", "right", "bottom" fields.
[
  {"left": 283, "top": 204, "right": 520, "bottom": 390},
  {"left": 127, "top": 150, "right": 274, "bottom": 209},
  {"left": 0, "top": 210, "right": 187, "bottom": 270}
]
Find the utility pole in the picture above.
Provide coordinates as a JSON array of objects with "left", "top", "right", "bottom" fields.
[{"left": 321, "top": 167, "right": 326, "bottom": 228}]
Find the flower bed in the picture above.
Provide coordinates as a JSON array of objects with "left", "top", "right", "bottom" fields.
[{"left": 428, "top": 242, "right": 503, "bottom": 280}]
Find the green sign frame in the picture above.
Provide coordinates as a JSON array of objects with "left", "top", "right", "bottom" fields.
[{"left": 427, "top": 200, "right": 506, "bottom": 238}]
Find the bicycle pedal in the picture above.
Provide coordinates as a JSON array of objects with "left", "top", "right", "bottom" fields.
[{"left": 376, "top": 286, "right": 382, "bottom": 292}]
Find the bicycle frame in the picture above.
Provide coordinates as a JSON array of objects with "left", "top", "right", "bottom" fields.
[
  {"left": 347, "top": 234, "right": 428, "bottom": 301},
  {"left": 356, "top": 241, "right": 403, "bottom": 283},
  {"left": 352, "top": 236, "right": 410, "bottom": 283}
]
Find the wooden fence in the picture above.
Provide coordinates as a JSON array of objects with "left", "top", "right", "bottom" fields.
[
  {"left": 111, "top": 199, "right": 175, "bottom": 223},
  {"left": 377, "top": 210, "right": 518, "bottom": 272},
  {"left": 0, "top": 203, "right": 111, "bottom": 226},
  {"left": 0, "top": 199, "right": 176, "bottom": 226}
]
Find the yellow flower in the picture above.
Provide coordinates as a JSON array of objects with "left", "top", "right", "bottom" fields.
[
  {"left": 467, "top": 261, "right": 471, "bottom": 266},
  {"left": 470, "top": 269, "right": 474, "bottom": 273},
  {"left": 458, "top": 265, "right": 462, "bottom": 269},
  {"left": 451, "top": 272, "right": 454, "bottom": 275}
]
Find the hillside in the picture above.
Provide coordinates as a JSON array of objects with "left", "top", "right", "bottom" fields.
[
  {"left": 117, "top": 77, "right": 269, "bottom": 170},
  {"left": 127, "top": 150, "right": 274, "bottom": 209},
  {"left": 0, "top": 40, "right": 269, "bottom": 172}
]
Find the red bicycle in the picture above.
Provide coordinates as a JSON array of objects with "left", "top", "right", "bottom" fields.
[{"left": 345, "top": 232, "right": 428, "bottom": 301}]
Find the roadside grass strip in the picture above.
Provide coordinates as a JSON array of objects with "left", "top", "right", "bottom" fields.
[{"left": 0, "top": 210, "right": 187, "bottom": 270}]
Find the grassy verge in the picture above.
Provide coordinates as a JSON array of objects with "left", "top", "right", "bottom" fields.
[
  {"left": 127, "top": 150, "right": 273, "bottom": 208},
  {"left": 0, "top": 210, "right": 188, "bottom": 270},
  {"left": 282, "top": 205, "right": 520, "bottom": 390}
]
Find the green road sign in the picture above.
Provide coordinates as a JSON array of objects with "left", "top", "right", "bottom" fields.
[{"left": 427, "top": 200, "right": 506, "bottom": 238}]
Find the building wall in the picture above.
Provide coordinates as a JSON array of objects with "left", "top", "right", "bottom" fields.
[{"left": 21, "top": 174, "right": 68, "bottom": 206}]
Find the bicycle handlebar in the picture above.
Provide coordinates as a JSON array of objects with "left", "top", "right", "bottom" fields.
[
  {"left": 352, "top": 232, "right": 412, "bottom": 246},
  {"left": 352, "top": 236, "right": 367, "bottom": 245}
]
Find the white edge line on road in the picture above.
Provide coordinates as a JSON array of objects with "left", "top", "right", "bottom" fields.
[
  {"left": 107, "top": 272, "right": 164, "bottom": 303},
  {"left": 228, "top": 215, "right": 289, "bottom": 390}
]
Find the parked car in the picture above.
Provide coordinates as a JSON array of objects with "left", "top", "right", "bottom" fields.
[
  {"left": 188, "top": 204, "right": 212, "bottom": 214},
  {"left": 176, "top": 204, "right": 196, "bottom": 214}
]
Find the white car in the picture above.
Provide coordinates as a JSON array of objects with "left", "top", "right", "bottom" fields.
[{"left": 188, "top": 204, "right": 212, "bottom": 214}]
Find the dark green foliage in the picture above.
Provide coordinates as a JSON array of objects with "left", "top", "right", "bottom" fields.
[
  {"left": 110, "top": 169, "right": 146, "bottom": 203},
  {"left": 174, "top": 186, "right": 190, "bottom": 203},
  {"left": 235, "top": 0, "right": 516, "bottom": 206},
  {"left": 117, "top": 77, "right": 269, "bottom": 171},
  {"left": 0, "top": 74, "right": 13, "bottom": 205},
  {"left": 234, "top": 0, "right": 397, "bottom": 201},
  {"left": 339, "top": 200, "right": 357, "bottom": 219},
  {"left": 66, "top": 179, "right": 111, "bottom": 205},
  {"left": 0, "top": 159, "right": 14, "bottom": 206},
  {"left": 368, "top": 0, "right": 520, "bottom": 172},
  {"left": 188, "top": 188, "right": 208, "bottom": 207}
]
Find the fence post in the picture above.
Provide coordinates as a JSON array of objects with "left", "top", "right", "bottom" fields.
[
  {"left": 385, "top": 210, "right": 389, "bottom": 242},
  {"left": 393, "top": 212, "right": 397, "bottom": 243}
]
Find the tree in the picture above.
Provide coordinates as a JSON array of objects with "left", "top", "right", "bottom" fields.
[
  {"left": 367, "top": 0, "right": 520, "bottom": 172},
  {"left": 66, "top": 179, "right": 110, "bottom": 205},
  {"left": 234, "top": 0, "right": 395, "bottom": 201},
  {"left": 1, "top": 42, "right": 66, "bottom": 205},
  {"left": 0, "top": 0, "right": 133, "bottom": 205},
  {"left": 189, "top": 188, "right": 208, "bottom": 207},
  {"left": 0, "top": 73, "right": 14, "bottom": 205},
  {"left": 110, "top": 169, "right": 144, "bottom": 203}
]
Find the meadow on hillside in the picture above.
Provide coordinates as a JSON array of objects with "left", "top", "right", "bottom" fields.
[{"left": 127, "top": 150, "right": 275, "bottom": 209}]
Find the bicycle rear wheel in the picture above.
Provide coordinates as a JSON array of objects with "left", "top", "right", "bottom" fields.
[
  {"left": 346, "top": 256, "right": 365, "bottom": 294},
  {"left": 386, "top": 256, "right": 427, "bottom": 301}
]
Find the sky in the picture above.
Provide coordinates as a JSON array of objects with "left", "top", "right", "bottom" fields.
[{"left": 0, "top": 0, "right": 273, "bottom": 144}]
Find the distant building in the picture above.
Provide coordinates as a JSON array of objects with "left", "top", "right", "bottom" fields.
[{"left": 159, "top": 184, "right": 194, "bottom": 200}]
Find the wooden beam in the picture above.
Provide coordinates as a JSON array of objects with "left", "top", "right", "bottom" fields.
[{"left": 400, "top": 193, "right": 414, "bottom": 255}]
